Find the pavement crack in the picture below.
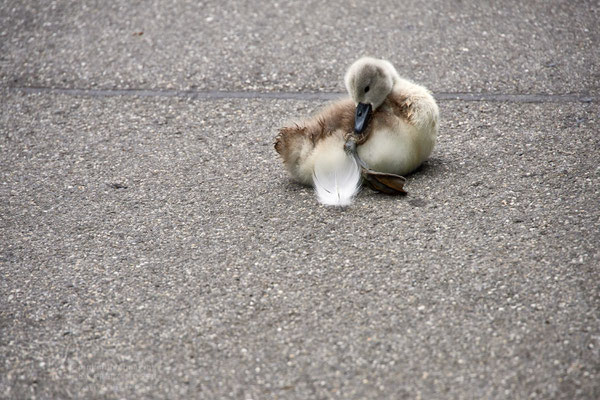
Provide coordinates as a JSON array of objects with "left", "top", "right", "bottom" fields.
[{"left": 5, "top": 86, "right": 596, "bottom": 103}]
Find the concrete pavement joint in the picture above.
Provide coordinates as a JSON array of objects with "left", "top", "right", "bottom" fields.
[{"left": 7, "top": 86, "right": 596, "bottom": 103}]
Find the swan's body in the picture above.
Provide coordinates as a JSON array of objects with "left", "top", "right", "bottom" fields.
[{"left": 275, "top": 57, "right": 438, "bottom": 204}]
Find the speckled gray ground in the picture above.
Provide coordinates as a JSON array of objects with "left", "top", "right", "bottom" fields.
[
  {"left": 2, "top": 0, "right": 599, "bottom": 95},
  {"left": 1, "top": 0, "right": 599, "bottom": 399}
]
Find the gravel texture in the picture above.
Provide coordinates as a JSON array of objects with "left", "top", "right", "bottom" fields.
[
  {"left": 1, "top": 91, "right": 598, "bottom": 399},
  {"left": 1, "top": 0, "right": 599, "bottom": 94},
  {"left": 1, "top": 0, "right": 599, "bottom": 399}
]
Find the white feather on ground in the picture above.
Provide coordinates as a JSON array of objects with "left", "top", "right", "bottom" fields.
[{"left": 312, "top": 154, "right": 361, "bottom": 207}]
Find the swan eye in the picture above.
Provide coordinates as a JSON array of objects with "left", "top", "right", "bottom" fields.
[{"left": 364, "top": 86, "right": 370, "bottom": 93}]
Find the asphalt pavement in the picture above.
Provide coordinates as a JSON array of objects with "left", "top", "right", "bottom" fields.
[{"left": 1, "top": 1, "right": 599, "bottom": 399}]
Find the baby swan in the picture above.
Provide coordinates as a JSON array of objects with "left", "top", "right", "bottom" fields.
[{"left": 275, "top": 57, "right": 439, "bottom": 205}]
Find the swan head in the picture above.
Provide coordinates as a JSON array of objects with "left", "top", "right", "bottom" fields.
[{"left": 344, "top": 57, "right": 396, "bottom": 134}]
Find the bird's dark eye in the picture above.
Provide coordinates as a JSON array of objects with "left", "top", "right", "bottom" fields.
[{"left": 364, "top": 86, "right": 370, "bottom": 93}]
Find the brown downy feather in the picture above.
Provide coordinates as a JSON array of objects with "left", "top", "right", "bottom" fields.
[
  {"left": 274, "top": 98, "right": 384, "bottom": 163},
  {"left": 275, "top": 99, "right": 357, "bottom": 170},
  {"left": 273, "top": 93, "right": 416, "bottom": 183}
]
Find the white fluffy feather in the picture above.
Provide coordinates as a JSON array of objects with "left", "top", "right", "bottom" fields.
[{"left": 312, "top": 154, "right": 361, "bottom": 207}]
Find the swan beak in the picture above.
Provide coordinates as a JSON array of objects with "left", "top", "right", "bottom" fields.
[{"left": 354, "top": 102, "right": 372, "bottom": 134}]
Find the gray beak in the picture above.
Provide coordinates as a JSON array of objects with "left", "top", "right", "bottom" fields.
[{"left": 354, "top": 102, "right": 372, "bottom": 134}]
